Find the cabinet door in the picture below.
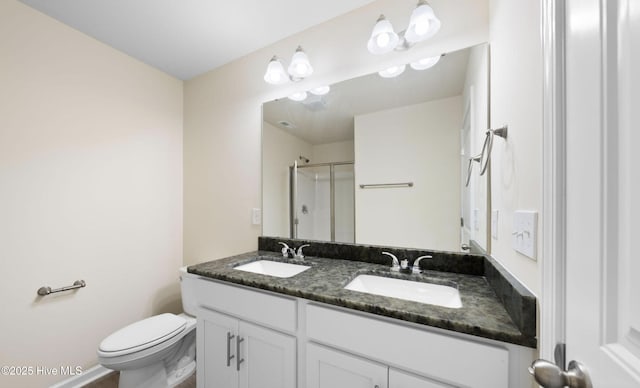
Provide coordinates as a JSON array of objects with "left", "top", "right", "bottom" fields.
[
  {"left": 237, "top": 321, "right": 296, "bottom": 388},
  {"left": 307, "top": 343, "right": 388, "bottom": 388},
  {"left": 389, "top": 368, "right": 455, "bottom": 388},
  {"left": 197, "top": 308, "right": 239, "bottom": 388}
]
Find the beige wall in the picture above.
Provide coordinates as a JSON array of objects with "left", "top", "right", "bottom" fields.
[
  {"left": 489, "top": 0, "right": 542, "bottom": 296},
  {"left": 184, "top": 0, "right": 489, "bottom": 265},
  {"left": 0, "top": 1, "right": 183, "bottom": 387},
  {"left": 354, "top": 97, "right": 462, "bottom": 251}
]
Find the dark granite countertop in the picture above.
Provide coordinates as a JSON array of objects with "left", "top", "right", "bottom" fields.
[{"left": 188, "top": 250, "right": 537, "bottom": 348}]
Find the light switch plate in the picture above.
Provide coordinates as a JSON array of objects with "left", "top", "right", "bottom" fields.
[
  {"left": 251, "top": 208, "right": 262, "bottom": 225},
  {"left": 513, "top": 210, "right": 537, "bottom": 260},
  {"left": 491, "top": 210, "right": 499, "bottom": 239}
]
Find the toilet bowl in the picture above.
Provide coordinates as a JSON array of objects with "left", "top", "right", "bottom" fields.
[{"left": 97, "top": 267, "right": 200, "bottom": 388}]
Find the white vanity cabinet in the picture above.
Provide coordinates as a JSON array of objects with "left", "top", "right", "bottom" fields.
[
  {"left": 389, "top": 369, "right": 454, "bottom": 388},
  {"left": 195, "top": 279, "right": 297, "bottom": 388},
  {"left": 192, "top": 277, "right": 534, "bottom": 388},
  {"left": 307, "top": 343, "right": 453, "bottom": 388},
  {"left": 307, "top": 342, "right": 388, "bottom": 388}
]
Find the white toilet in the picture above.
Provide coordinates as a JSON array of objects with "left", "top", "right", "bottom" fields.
[{"left": 97, "top": 267, "right": 199, "bottom": 388}]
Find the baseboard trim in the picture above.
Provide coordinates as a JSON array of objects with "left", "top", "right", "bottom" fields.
[{"left": 49, "top": 365, "right": 112, "bottom": 388}]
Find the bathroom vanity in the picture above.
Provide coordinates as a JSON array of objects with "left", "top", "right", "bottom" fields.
[{"left": 187, "top": 238, "right": 537, "bottom": 388}]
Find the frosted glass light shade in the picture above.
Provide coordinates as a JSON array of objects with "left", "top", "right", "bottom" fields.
[
  {"left": 367, "top": 15, "right": 399, "bottom": 54},
  {"left": 378, "top": 64, "right": 406, "bottom": 78},
  {"left": 404, "top": 1, "right": 441, "bottom": 43},
  {"left": 309, "top": 85, "right": 330, "bottom": 96},
  {"left": 288, "top": 46, "right": 314, "bottom": 79},
  {"left": 409, "top": 55, "right": 441, "bottom": 70},
  {"left": 288, "top": 91, "right": 308, "bottom": 101},
  {"left": 263, "top": 57, "right": 289, "bottom": 85}
]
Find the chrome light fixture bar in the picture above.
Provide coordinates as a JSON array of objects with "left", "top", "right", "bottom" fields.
[
  {"left": 367, "top": 0, "right": 441, "bottom": 55},
  {"left": 264, "top": 46, "right": 314, "bottom": 85}
]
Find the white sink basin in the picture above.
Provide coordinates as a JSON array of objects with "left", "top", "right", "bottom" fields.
[
  {"left": 344, "top": 274, "right": 462, "bottom": 308},
  {"left": 234, "top": 260, "right": 310, "bottom": 278}
]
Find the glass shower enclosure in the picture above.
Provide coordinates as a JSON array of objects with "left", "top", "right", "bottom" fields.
[{"left": 290, "top": 161, "right": 355, "bottom": 243}]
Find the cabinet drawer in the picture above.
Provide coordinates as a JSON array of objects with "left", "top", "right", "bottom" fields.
[
  {"left": 306, "top": 304, "right": 508, "bottom": 388},
  {"left": 195, "top": 278, "right": 297, "bottom": 332}
]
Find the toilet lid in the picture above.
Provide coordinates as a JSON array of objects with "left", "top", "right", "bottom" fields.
[{"left": 99, "top": 313, "right": 186, "bottom": 353}]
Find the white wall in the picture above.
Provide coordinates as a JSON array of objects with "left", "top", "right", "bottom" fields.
[
  {"left": 312, "top": 140, "right": 355, "bottom": 164},
  {"left": 184, "top": 0, "right": 489, "bottom": 265},
  {"left": 0, "top": 1, "right": 183, "bottom": 387},
  {"left": 355, "top": 97, "right": 462, "bottom": 251},
  {"left": 489, "top": 0, "right": 542, "bottom": 296},
  {"left": 262, "top": 122, "right": 313, "bottom": 238}
]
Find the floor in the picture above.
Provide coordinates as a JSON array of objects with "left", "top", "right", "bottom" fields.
[{"left": 84, "top": 372, "right": 197, "bottom": 388}]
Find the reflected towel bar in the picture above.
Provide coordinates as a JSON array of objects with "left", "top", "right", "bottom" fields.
[
  {"left": 359, "top": 182, "right": 413, "bottom": 189},
  {"left": 37, "top": 280, "right": 86, "bottom": 296}
]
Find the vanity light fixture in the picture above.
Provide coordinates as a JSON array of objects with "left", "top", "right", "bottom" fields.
[
  {"left": 367, "top": 0, "right": 441, "bottom": 55},
  {"left": 264, "top": 46, "right": 314, "bottom": 85},
  {"left": 367, "top": 15, "right": 400, "bottom": 54},
  {"left": 378, "top": 64, "right": 406, "bottom": 78},
  {"left": 404, "top": 0, "right": 441, "bottom": 43}
]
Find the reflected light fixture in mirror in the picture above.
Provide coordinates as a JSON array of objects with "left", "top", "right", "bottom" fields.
[
  {"left": 367, "top": 0, "right": 441, "bottom": 55},
  {"left": 410, "top": 55, "right": 442, "bottom": 70},
  {"left": 264, "top": 46, "right": 314, "bottom": 85},
  {"left": 378, "top": 64, "right": 406, "bottom": 78},
  {"left": 288, "top": 91, "right": 308, "bottom": 102}
]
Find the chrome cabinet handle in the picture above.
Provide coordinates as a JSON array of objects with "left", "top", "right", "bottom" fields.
[
  {"left": 226, "top": 332, "right": 235, "bottom": 367},
  {"left": 236, "top": 336, "right": 245, "bottom": 371}
]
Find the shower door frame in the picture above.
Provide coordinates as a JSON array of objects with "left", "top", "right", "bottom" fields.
[{"left": 289, "top": 161, "right": 355, "bottom": 242}]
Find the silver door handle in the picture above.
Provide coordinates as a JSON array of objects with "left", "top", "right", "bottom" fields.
[
  {"left": 461, "top": 244, "right": 470, "bottom": 251},
  {"left": 529, "top": 359, "right": 592, "bottom": 388},
  {"left": 226, "top": 332, "right": 235, "bottom": 367},
  {"left": 236, "top": 336, "right": 245, "bottom": 371}
]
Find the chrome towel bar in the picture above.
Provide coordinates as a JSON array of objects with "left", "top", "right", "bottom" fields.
[
  {"left": 37, "top": 280, "right": 86, "bottom": 296},
  {"left": 359, "top": 182, "right": 414, "bottom": 189}
]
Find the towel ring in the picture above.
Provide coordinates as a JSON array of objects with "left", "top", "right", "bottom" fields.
[{"left": 479, "top": 125, "right": 508, "bottom": 176}]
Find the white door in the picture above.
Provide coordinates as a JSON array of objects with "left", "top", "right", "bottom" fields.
[
  {"left": 306, "top": 343, "right": 388, "bottom": 388},
  {"left": 238, "top": 321, "right": 296, "bottom": 388},
  {"left": 561, "top": 0, "right": 640, "bottom": 386},
  {"left": 197, "top": 309, "right": 239, "bottom": 388},
  {"left": 389, "top": 368, "right": 454, "bottom": 388}
]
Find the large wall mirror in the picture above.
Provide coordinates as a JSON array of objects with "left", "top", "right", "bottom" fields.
[{"left": 262, "top": 43, "right": 490, "bottom": 253}]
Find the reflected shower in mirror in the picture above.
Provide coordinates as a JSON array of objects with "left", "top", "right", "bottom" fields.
[{"left": 262, "top": 43, "right": 490, "bottom": 253}]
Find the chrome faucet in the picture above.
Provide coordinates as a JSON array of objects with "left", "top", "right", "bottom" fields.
[
  {"left": 411, "top": 255, "right": 433, "bottom": 274},
  {"left": 295, "top": 244, "right": 310, "bottom": 259},
  {"left": 382, "top": 252, "right": 401, "bottom": 272},
  {"left": 278, "top": 242, "right": 295, "bottom": 258}
]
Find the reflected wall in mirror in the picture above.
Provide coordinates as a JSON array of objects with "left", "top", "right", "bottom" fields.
[{"left": 262, "top": 43, "right": 490, "bottom": 253}]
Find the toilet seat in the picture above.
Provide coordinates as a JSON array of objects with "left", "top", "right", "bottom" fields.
[{"left": 99, "top": 313, "right": 186, "bottom": 358}]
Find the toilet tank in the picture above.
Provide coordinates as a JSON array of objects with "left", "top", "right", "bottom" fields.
[{"left": 179, "top": 266, "right": 199, "bottom": 316}]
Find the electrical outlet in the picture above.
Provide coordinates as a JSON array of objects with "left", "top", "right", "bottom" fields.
[
  {"left": 513, "top": 211, "right": 537, "bottom": 259},
  {"left": 251, "top": 208, "right": 261, "bottom": 225},
  {"left": 491, "top": 210, "right": 499, "bottom": 239}
]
